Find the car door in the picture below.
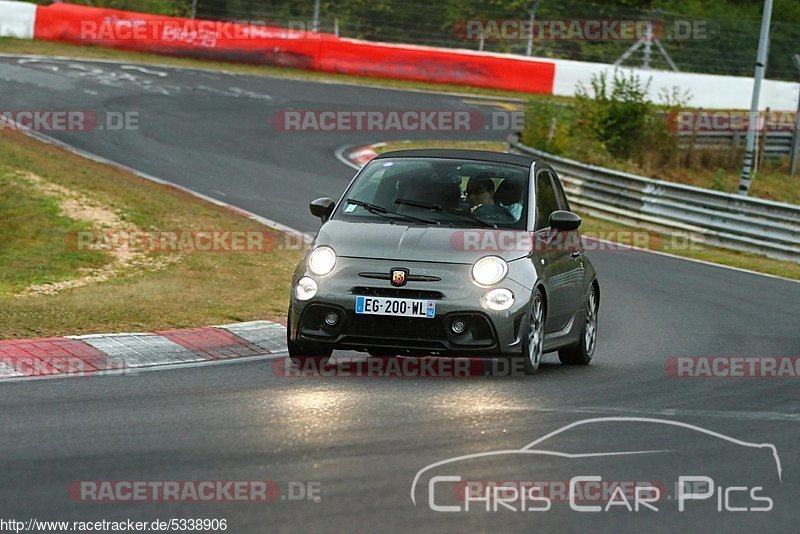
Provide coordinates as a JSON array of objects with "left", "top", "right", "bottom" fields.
[
  {"left": 534, "top": 168, "right": 572, "bottom": 332},
  {"left": 550, "top": 169, "right": 586, "bottom": 321}
]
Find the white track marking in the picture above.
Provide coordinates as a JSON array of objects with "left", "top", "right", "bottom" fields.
[
  {"left": 0, "top": 53, "right": 525, "bottom": 102},
  {"left": 334, "top": 144, "right": 364, "bottom": 170}
]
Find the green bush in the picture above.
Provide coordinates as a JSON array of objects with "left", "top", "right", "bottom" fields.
[
  {"left": 521, "top": 99, "right": 573, "bottom": 156},
  {"left": 575, "top": 70, "right": 656, "bottom": 161},
  {"left": 29, "top": 1, "right": 193, "bottom": 17},
  {"left": 523, "top": 70, "right": 689, "bottom": 172}
]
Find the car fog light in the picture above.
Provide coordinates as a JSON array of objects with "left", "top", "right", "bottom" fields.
[
  {"left": 324, "top": 311, "right": 339, "bottom": 326},
  {"left": 451, "top": 320, "right": 467, "bottom": 334},
  {"left": 295, "top": 276, "right": 318, "bottom": 301},
  {"left": 481, "top": 288, "right": 514, "bottom": 311}
]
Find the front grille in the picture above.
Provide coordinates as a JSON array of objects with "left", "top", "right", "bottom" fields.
[
  {"left": 351, "top": 286, "right": 443, "bottom": 300},
  {"left": 343, "top": 313, "right": 444, "bottom": 340},
  {"left": 358, "top": 272, "right": 441, "bottom": 282}
]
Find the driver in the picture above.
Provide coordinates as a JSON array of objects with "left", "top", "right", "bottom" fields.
[{"left": 465, "top": 175, "right": 514, "bottom": 221}]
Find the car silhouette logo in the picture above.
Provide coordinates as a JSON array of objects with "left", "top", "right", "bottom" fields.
[
  {"left": 410, "top": 417, "right": 783, "bottom": 506},
  {"left": 391, "top": 269, "right": 408, "bottom": 287}
]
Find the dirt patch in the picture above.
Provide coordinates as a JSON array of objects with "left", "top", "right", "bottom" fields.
[{"left": 16, "top": 172, "right": 178, "bottom": 296}]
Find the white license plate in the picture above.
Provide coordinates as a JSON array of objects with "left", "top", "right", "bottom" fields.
[{"left": 355, "top": 296, "right": 436, "bottom": 318}]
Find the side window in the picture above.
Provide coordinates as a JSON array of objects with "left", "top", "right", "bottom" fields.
[
  {"left": 535, "top": 171, "right": 559, "bottom": 230},
  {"left": 550, "top": 171, "right": 571, "bottom": 211}
]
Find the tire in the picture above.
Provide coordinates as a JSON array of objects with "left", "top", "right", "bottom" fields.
[
  {"left": 558, "top": 283, "right": 598, "bottom": 365},
  {"left": 287, "top": 308, "right": 333, "bottom": 368},
  {"left": 520, "top": 287, "right": 546, "bottom": 375}
]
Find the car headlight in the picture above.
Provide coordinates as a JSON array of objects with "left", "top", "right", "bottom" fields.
[
  {"left": 471, "top": 256, "right": 508, "bottom": 286},
  {"left": 295, "top": 276, "right": 318, "bottom": 301},
  {"left": 308, "top": 246, "right": 336, "bottom": 276},
  {"left": 481, "top": 288, "right": 514, "bottom": 311}
]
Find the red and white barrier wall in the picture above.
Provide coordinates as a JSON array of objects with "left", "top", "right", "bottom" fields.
[
  {"left": 0, "top": 0, "right": 35, "bottom": 38},
  {"left": 1, "top": 1, "right": 797, "bottom": 110},
  {"left": 550, "top": 57, "right": 799, "bottom": 112}
]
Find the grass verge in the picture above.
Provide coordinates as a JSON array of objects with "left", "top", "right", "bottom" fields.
[
  {"left": 374, "top": 140, "right": 508, "bottom": 154},
  {"left": 0, "top": 173, "right": 111, "bottom": 295},
  {"left": 592, "top": 157, "right": 799, "bottom": 206},
  {"left": 0, "top": 130, "right": 304, "bottom": 340},
  {"left": 375, "top": 140, "right": 800, "bottom": 280}
]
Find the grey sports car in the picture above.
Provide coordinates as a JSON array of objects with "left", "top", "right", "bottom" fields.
[{"left": 287, "top": 149, "right": 599, "bottom": 374}]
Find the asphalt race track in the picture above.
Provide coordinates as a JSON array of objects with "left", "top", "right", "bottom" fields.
[{"left": 1, "top": 57, "right": 799, "bottom": 533}]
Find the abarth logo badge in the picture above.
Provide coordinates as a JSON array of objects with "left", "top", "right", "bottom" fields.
[{"left": 391, "top": 269, "right": 408, "bottom": 287}]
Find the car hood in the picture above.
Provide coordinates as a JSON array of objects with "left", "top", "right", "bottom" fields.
[{"left": 314, "top": 220, "right": 529, "bottom": 264}]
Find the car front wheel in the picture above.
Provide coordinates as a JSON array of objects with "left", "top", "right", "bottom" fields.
[
  {"left": 558, "top": 284, "right": 598, "bottom": 365},
  {"left": 520, "top": 287, "right": 545, "bottom": 375}
]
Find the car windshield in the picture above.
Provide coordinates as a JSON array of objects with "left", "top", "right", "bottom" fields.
[{"left": 332, "top": 157, "right": 529, "bottom": 229}]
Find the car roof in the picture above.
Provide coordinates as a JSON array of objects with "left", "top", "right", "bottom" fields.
[{"left": 372, "top": 149, "right": 538, "bottom": 168}]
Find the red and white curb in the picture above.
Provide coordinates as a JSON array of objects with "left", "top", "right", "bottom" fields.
[
  {"left": 335, "top": 143, "right": 383, "bottom": 171},
  {"left": 0, "top": 321, "right": 288, "bottom": 381},
  {"left": 348, "top": 144, "right": 382, "bottom": 167}
]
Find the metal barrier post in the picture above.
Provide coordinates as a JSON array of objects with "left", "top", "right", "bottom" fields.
[{"left": 791, "top": 55, "right": 800, "bottom": 177}]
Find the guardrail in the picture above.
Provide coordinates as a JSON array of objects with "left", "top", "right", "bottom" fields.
[
  {"left": 508, "top": 134, "right": 800, "bottom": 262},
  {"left": 676, "top": 130, "right": 795, "bottom": 159}
]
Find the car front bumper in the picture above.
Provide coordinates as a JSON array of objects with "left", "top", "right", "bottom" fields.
[{"left": 288, "top": 256, "right": 536, "bottom": 356}]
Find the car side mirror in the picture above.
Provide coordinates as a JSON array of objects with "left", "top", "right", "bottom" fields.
[
  {"left": 549, "top": 210, "right": 581, "bottom": 231},
  {"left": 310, "top": 197, "right": 335, "bottom": 223}
]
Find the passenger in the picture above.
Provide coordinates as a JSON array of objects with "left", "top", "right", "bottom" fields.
[{"left": 494, "top": 178, "right": 524, "bottom": 221}]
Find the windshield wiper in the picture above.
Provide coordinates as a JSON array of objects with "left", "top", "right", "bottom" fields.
[
  {"left": 394, "top": 198, "right": 497, "bottom": 228},
  {"left": 345, "top": 198, "right": 438, "bottom": 225}
]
